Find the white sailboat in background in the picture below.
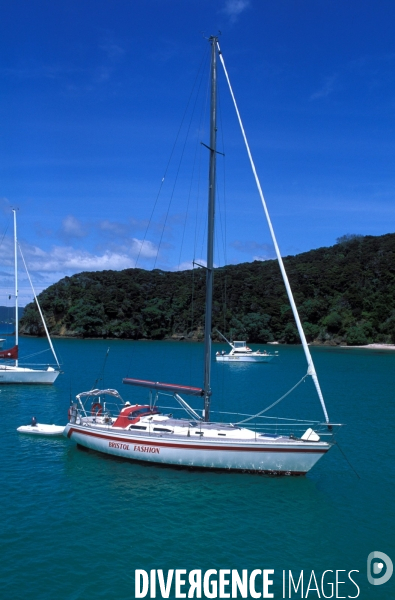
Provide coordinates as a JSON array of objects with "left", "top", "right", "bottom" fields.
[
  {"left": 0, "top": 210, "right": 60, "bottom": 384},
  {"left": 64, "top": 37, "right": 339, "bottom": 474}
]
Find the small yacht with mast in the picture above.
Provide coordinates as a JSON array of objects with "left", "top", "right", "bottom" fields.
[
  {"left": 0, "top": 210, "right": 60, "bottom": 384},
  {"left": 64, "top": 37, "right": 338, "bottom": 474}
]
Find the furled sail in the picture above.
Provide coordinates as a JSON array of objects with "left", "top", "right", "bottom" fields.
[
  {"left": 123, "top": 377, "right": 204, "bottom": 397},
  {"left": 0, "top": 345, "right": 18, "bottom": 360}
]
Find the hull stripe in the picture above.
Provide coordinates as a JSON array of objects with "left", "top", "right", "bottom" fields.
[{"left": 67, "top": 427, "right": 328, "bottom": 454}]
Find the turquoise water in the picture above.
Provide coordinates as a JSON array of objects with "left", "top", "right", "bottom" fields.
[{"left": 1, "top": 337, "right": 394, "bottom": 599}]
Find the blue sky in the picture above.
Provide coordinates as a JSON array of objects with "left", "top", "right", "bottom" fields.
[{"left": 1, "top": 0, "right": 395, "bottom": 304}]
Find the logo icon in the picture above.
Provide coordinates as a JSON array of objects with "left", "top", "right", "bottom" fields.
[{"left": 367, "top": 552, "right": 393, "bottom": 585}]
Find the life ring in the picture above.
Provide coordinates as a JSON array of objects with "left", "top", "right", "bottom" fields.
[{"left": 91, "top": 402, "right": 103, "bottom": 416}]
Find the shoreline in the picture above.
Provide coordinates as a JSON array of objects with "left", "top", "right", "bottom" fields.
[
  {"left": 338, "top": 343, "right": 395, "bottom": 350},
  {"left": 17, "top": 333, "right": 395, "bottom": 350}
]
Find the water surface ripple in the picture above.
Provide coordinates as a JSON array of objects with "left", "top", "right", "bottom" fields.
[{"left": 1, "top": 338, "right": 394, "bottom": 599}]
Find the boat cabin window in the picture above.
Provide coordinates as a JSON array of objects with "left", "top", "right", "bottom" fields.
[
  {"left": 233, "top": 341, "right": 246, "bottom": 349},
  {"left": 127, "top": 408, "right": 156, "bottom": 419},
  {"left": 129, "top": 424, "right": 147, "bottom": 430},
  {"left": 153, "top": 427, "right": 172, "bottom": 433}
]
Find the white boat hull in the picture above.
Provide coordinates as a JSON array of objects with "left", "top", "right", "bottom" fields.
[
  {"left": 216, "top": 354, "right": 274, "bottom": 363},
  {"left": 64, "top": 423, "right": 330, "bottom": 475},
  {"left": 17, "top": 423, "right": 65, "bottom": 436},
  {"left": 0, "top": 366, "right": 59, "bottom": 384}
]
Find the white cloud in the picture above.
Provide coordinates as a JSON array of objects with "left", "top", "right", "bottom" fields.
[
  {"left": 310, "top": 74, "right": 338, "bottom": 101},
  {"left": 175, "top": 258, "right": 207, "bottom": 271},
  {"left": 61, "top": 215, "right": 86, "bottom": 238},
  {"left": 0, "top": 196, "right": 12, "bottom": 215},
  {"left": 222, "top": 0, "right": 251, "bottom": 23},
  {"left": 99, "top": 41, "right": 125, "bottom": 60},
  {"left": 18, "top": 237, "right": 158, "bottom": 276},
  {"left": 130, "top": 238, "right": 158, "bottom": 259},
  {"left": 231, "top": 240, "right": 274, "bottom": 259},
  {"left": 20, "top": 246, "right": 133, "bottom": 273},
  {"left": 99, "top": 219, "right": 128, "bottom": 235},
  {"left": 0, "top": 230, "right": 160, "bottom": 303},
  {"left": 0, "top": 209, "right": 201, "bottom": 301},
  {"left": 253, "top": 255, "right": 271, "bottom": 262}
]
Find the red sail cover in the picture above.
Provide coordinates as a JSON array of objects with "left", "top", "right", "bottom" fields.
[
  {"left": 123, "top": 377, "right": 204, "bottom": 397},
  {"left": 0, "top": 345, "right": 18, "bottom": 360}
]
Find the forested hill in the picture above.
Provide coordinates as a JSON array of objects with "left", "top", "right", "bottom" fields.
[
  {"left": 20, "top": 233, "right": 395, "bottom": 345},
  {"left": 0, "top": 306, "right": 24, "bottom": 322}
]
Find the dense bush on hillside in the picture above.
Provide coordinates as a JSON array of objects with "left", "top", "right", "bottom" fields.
[{"left": 20, "top": 233, "right": 395, "bottom": 345}]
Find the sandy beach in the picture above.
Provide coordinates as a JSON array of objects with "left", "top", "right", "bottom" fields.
[{"left": 339, "top": 343, "right": 395, "bottom": 350}]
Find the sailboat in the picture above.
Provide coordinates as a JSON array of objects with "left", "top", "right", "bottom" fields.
[
  {"left": 0, "top": 210, "right": 60, "bottom": 384},
  {"left": 64, "top": 37, "right": 339, "bottom": 474}
]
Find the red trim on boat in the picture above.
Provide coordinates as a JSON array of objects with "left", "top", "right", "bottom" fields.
[
  {"left": 0, "top": 344, "right": 18, "bottom": 360},
  {"left": 112, "top": 405, "right": 159, "bottom": 428},
  {"left": 67, "top": 427, "right": 328, "bottom": 453}
]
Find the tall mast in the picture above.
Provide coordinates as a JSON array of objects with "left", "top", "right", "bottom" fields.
[
  {"left": 13, "top": 209, "right": 18, "bottom": 367},
  {"left": 203, "top": 36, "right": 218, "bottom": 422}
]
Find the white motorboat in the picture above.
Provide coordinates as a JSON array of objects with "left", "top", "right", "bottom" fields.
[
  {"left": 64, "top": 37, "right": 339, "bottom": 475},
  {"left": 216, "top": 341, "right": 276, "bottom": 362},
  {"left": 0, "top": 210, "right": 60, "bottom": 384},
  {"left": 17, "top": 423, "right": 65, "bottom": 436},
  {"left": 215, "top": 331, "right": 278, "bottom": 363}
]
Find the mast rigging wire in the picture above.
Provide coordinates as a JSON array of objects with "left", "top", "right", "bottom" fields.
[
  {"left": 0, "top": 215, "right": 11, "bottom": 251},
  {"left": 217, "top": 41, "right": 330, "bottom": 425},
  {"left": 18, "top": 244, "right": 61, "bottom": 369},
  {"left": 91, "top": 347, "right": 110, "bottom": 391},
  {"left": 236, "top": 373, "right": 309, "bottom": 424},
  {"left": 136, "top": 46, "right": 210, "bottom": 269}
]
